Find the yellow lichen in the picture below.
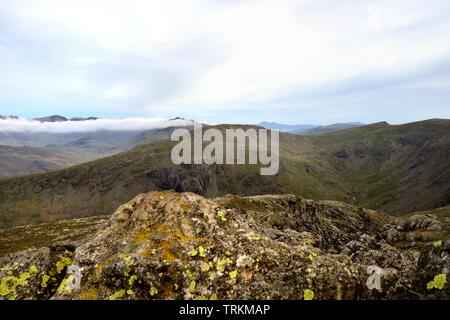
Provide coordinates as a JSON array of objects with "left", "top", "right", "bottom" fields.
[
  {"left": 427, "top": 274, "right": 447, "bottom": 290},
  {"left": 185, "top": 270, "right": 197, "bottom": 280},
  {"left": 229, "top": 270, "right": 238, "bottom": 279},
  {"left": 217, "top": 210, "right": 227, "bottom": 222},
  {"left": 56, "top": 256, "right": 72, "bottom": 274},
  {"left": 210, "top": 293, "right": 218, "bottom": 300},
  {"left": 124, "top": 256, "right": 133, "bottom": 267},
  {"left": 308, "top": 252, "right": 318, "bottom": 261},
  {"left": 57, "top": 275, "right": 74, "bottom": 295},
  {"left": 128, "top": 275, "right": 137, "bottom": 286},
  {"left": 200, "top": 262, "right": 210, "bottom": 272},
  {"left": 216, "top": 257, "right": 232, "bottom": 272},
  {"left": 150, "top": 287, "right": 158, "bottom": 296},
  {"left": 189, "top": 280, "right": 196, "bottom": 293},
  {"left": 29, "top": 265, "right": 38, "bottom": 274},
  {"left": 189, "top": 248, "right": 198, "bottom": 257},
  {"left": 433, "top": 240, "right": 442, "bottom": 248},
  {"left": 41, "top": 275, "right": 50, "bottom": 288},
  {"left": 0, "top": 265, "right": 38, "bottom": 298},
  {"left": 244, "top": 232, "right": 260, "bottom": 241},
  {"left": 108, "top": 289, "right": 126, "bottom": 300},
  {"left": 198, "top": 246, "right": 205, "bottom": 257},
  {"left": 303, "top": 289, "right": 314, "bottom": 300}
]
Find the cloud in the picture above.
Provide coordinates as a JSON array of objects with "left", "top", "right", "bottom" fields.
[
  {"left": 0, "top": 117, "right": 194, "bottom": 133},
  {"left": 0, "top": 0, "right": 449, "bottom": 123}
]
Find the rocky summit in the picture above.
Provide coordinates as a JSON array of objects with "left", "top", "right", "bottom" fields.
[{"left": 0, "top": 191, "right": 448, "bottom": 300}]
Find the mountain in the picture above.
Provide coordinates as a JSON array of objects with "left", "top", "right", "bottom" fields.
[
  {"left": 0, "top": 191, "right": 448, "bottom": 300},
  {"left": 32, "top": 115, "right": 68, "bottom": 122},
  {"left": 297, "top": 122, "right": 365, "bottom": 135},
  {"left": 0, "top": 124, "right": 193, "bottom": 178},
  {"left": 258, "top": 121, "right": 319, "bottom": 132},
  {"left": 0, "top": 115, "right": 19, "bottom": 120},
  {"left": 0, "top": 119, "right": 448, "bottom": 228},
  {"left": 0, "top": 131, "right": 143, "bottom": 177},
  {"left": 0, "top": 145, "right": 114, "bottom": 179},
  {"left": 258, "top": 121, "right": 364, "bottom": 134},
  {"left": 31, "top": 115, "right": 99, "bottom": 122},
  {"left": 69, "top": 117, "right": 98, "bottom": 121}
]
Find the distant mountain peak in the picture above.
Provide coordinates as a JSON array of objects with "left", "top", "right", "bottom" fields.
[
  {"left": 33, "top": 115, "right": 68, "bottom": 122},
  {"left": 70, "top": 117, "right": 98, "bottom": 121},
  {"left": 32, "top": 115, "right": 99, "bottom": 122},
  {"left": 0, "top": 115, "right": 19, "bottom": 120},
  {"left": 258, "top": 121, "right": 319, "bottom": 133}
]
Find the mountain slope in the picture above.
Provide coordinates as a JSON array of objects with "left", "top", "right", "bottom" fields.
[
  {"left": 0, "top": 126, "right": 192, "bottom": 178},
  {"left": 0, "top": 145, "right": 111, "bottom": 178},
  {"left": 0, "top": 119, "right": 448, "bottom": 228},
  {"left": 308, "top": 119, "right": 450, "bottom": 213},
  {"left": 298, "top": 122, "right": 364, "bottom": 135}
]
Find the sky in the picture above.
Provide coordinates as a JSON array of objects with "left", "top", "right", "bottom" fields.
[{"left": 0, "top": 0, "right": 449, "bottom": 125}]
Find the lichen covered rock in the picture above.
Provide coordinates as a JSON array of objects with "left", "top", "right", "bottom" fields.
[{"left": 1, "top": 191, "right": 448, "bottom": 300}]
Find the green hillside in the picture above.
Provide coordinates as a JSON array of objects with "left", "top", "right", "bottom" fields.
[{"left": 0, "top": 119, "right": 448, "bottom": 228}]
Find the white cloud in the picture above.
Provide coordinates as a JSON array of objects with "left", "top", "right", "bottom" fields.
[
  {"left": 0, "top": 117, "right": 194, "bottom": 133},
  {"left": 0, "top": 0, "right": 449, "bottom": 123}
]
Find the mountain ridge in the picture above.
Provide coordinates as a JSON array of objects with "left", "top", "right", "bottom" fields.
[{"left": 0, "top": 119, "right": 448, "bottom": 228}]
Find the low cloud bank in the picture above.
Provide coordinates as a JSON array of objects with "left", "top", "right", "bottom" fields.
[{"left": 0, "top": 117, "right": 194, "bottom": 133}]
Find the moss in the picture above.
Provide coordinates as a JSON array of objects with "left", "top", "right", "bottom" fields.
[
  {"left": 427, "top": 274, "right": 447, "bottom": 290},
  {"left": 78, "top": 287, "right": 99, "bottom": 300},
  {"left": 133, "top": 227, "right": 152, "bottom": 244},
  {"left": 303, "top": 289, "right": 314, "bottom": 300}
]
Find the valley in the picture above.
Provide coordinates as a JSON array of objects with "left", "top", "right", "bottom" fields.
[{"left": 0, "top": 119, "right": 448, "bottom": 228}]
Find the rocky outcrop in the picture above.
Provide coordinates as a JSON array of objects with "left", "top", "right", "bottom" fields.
[
  {"left": 147, "top": 165, "right": 219, "bottom": 197},
  {"left": 0, "top": 192, "right": 448, "bottom": 300}
]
